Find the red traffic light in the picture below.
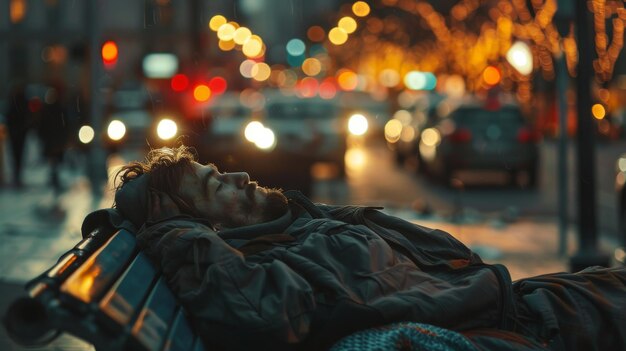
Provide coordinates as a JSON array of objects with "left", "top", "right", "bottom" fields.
[{"left": 101, "top": 41, "right": 118, "bottom": 67}]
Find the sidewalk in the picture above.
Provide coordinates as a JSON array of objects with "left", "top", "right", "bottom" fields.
[{"left": 0, "top": 154, "right": 622, "bottom": 350}]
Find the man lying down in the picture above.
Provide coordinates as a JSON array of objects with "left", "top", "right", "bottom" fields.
[{"left": 104, "top": 145, "right": 625, "bottom": 351}]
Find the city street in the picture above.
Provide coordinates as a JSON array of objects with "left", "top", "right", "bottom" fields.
[{"left": 0, "top": 135, "right": 624, "bottom": 350}]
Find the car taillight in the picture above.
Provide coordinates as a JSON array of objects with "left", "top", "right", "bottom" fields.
[
  {"left": 448, "top": 128, "right": 472, "bottom": 143},
  {"left": 517, "top": 128, "right": 538, "bottom": 143}
]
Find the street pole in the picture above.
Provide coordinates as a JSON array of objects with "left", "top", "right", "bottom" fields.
[
  {"left": 556, "top": 54, "right": 569, "bottom": 256},
  {"left": 569, "top": 0, "right": 610, "bottom": 271},
  {"left": 87, "top": 0, "right": 108, "bottom": 196}
]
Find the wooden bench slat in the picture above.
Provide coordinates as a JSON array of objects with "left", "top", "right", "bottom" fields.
[
  {"left": 162, "top": 308, "right": 195, "bottom": 351},
  {"left": 59, "top": 230, "right": 137, "bottom": 308},
  {"left": 131, "top": 277, "right": 179, "bottom": 351},
  {"left": 98, "top": 252, "right": 158, "bottom": 332}
]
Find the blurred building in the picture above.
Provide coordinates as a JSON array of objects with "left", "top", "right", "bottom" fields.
[{"left": 0, "top": 0, "right": 341, "bottom": 98}]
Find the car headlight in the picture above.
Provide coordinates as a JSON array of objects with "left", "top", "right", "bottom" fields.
[
  {"left": 244, "top": 121, "right": 276, "bottom": 151},
  {"left": 348, "top": 113, "right": 368, "bottom": 136},
  {"left": 107, "top": 119, "right": 126, "bottom": 141},
  {"left": 78, "top": 125, "right": 95, "bottom": 144},
  {"left": 254, "top": 127, "right": 276, "bottom": 151},
  {"left": 157, "top": 118, "right": 178, "bottom": 140},
  {"left": 245, "top": 121, "right": 265, "bottom": 142}
]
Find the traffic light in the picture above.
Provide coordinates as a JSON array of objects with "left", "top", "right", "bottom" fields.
[{"left": 101, "top": 40, "right": 118, "bottom": 68}]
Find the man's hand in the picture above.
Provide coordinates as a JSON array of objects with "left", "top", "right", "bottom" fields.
[{"left": 148, "top": 190, "right": 182, "bottom": 221}]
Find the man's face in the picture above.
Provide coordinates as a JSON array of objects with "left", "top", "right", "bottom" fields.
[{"left": 178, "top": 162, "right": 288, "bottom": 229}]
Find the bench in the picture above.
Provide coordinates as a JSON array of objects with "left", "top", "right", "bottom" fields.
[{"left": 3, "top": 223, "right": 206, "bottom": 351}]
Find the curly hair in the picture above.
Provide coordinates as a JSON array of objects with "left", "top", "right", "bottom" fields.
[{"left": 115, "top": 145, "right": 197, "bottom": 198}]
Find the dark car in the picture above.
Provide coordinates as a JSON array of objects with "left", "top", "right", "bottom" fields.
[
  {"left": 386, "top": 94, "right": 448, "bottom": 170},
  {"left": 194, "top": 90, "right": 347, "bottom": 195},
  {"left": 418, "top": 99, "right": 540, "bottom": 187},
  {"left": 102, "top": 82, "right": 182, "bottom": 151}
]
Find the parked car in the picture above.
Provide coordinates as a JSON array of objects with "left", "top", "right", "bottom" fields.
[
  {"left": 418, "top": 98, "right": 540, "bottom": 187},
  {"left": 194, "top": 90, "right": 347, "bottom": 195},
  {"left": 386, "top": 93, "right": 447, "bottom": 168},
  {"left": 263, "top": 91, "right": 347, "bottom": 172},
  {"left": 103, "top": 82, "right": 182, "bottom": 151}
]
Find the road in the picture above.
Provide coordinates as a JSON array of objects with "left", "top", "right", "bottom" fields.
[{"left": 312, "top": 138, "right": 625, "bottom": 243}]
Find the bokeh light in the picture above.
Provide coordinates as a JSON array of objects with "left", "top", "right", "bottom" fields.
[
  {"left": 483, "top": 66, "right": 501, "bottom": 86},
  {"left": 592, "top": 104, "right": 606, "bottom": 120},
  {"left": 209, "top": 76, "right": 227, "bottom": 94},
  {"left": 403, "top": 72, "right": 437, "bottom": 90},
  {"left": 421, "top": 128, "right": 441, "bottom": 147},
  {"left": 302, "top": 58, "right": 322, "bottom": 76},
  {"left": 298, "top": 77, "right": 319, "bottom": 98},
  {"left": 393, "top": 110, "right": 412, "bottom": 125},
  {"left": 156, "top": 118, "right": 178, "bottom": 140},
  {"left": 233, "top": 27, "right": 252, "bottom": 45},
  {"left": 193, "top": 84, "right": 211, "bottom": 102},
  {"left": 277, "top": 69, "right": 298, "bottom": 88},
  {"left": 352, "top": 1, "right": 370, "bottom": 17},
  {"left": 255, "top": 127, "right": 276, "bottom": 150},
  {"left": 240, "top": 60, "right": 256, "bottom": 78},
  {"left": 101, "top": 41, "right": 118, "bottom": 64},
  {"left": 329, "top": 27, "right": 348, "bottom": 45},
  {"left": 385, "top": 119, "right": 403, "bottom": 143},
  {"left": 107, "top": 120, "right": 126, "bottom": 141},
  {"left": 252, "top": 62, "right": 271, "bottom": 81},
  {"left": 506, "top": 41, "right": 533, "bottom": 76},
  {"left": 307, "top": 26, "right": 326, "bottom": 42},
  {"left": 78, "top": 125, "right": 95, "bottom": 144},
  {"left": 245, "top": 121, "right": 265, "bottom": 142},
  {"left": 209, "top": 15, "right": 227, "bottom": 31},
  {"left": 338, "top": 17, "right": 357, "bottom": 34},
  {"left": 319, "top": 79, "right": 337, "bottom": 99},
  {"left": 286, "top": 39, "right": 306, "bottom": 56},
  {"left": 242, "top": 35, "right": 264, "bottom": 58},
  {"left": 337, "top": 70, "right": 358, "bottom": 90},
  {"left": 170, "top": 73, "right": 189, "bottom": 92},
  {"left": 218, "top": 39, "right": 236, "bottom": 51},
  {"left": 217, "top": 23, "right": 236, "bottom": 41},
  {"left": 348, "top": 114, "right": 369, "bottom": 136}
]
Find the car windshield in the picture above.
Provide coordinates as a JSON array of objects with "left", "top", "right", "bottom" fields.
[
  {"left": 267, "top": 101, "right": 337, "bottom": 119},
  {"left": 453, "top": 107, "right": 524, "bottom": 126}
]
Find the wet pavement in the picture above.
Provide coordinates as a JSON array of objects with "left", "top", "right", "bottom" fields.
[{"left": 0, "top": 144, "right": 622, "bottom": 350}]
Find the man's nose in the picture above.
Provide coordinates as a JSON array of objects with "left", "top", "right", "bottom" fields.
[{"left": 226, "top": 172, "right": 250, "bottom": 188}]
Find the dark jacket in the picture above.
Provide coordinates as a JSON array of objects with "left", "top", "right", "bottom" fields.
[{"left": 135, "top": 191, "right": 516, "bottom": 350}]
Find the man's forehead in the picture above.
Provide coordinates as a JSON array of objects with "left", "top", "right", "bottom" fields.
[{"left": 185, "top": 162, "right": 217, "bottom": 183}]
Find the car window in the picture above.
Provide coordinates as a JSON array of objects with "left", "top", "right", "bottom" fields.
[
  {"left": 267, "top": 101, "right": 337, "bottom": 119},
  {"left": 211, "top": 105, "right": 251, "bottom": 118},
  {"left": 452, "top": 107, "right": 524, "bottom": 126}
]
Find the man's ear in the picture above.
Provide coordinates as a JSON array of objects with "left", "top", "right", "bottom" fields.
[{"left": 148, "top": 190, "right": 182, "bottom": 222}]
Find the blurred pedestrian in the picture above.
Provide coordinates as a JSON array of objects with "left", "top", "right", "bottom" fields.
[
  {"left": 5, "top": 82, "right": 32, "bottom": 188},
  {"left": 37, "top": 80, "right": 69, "bottom": 200}
]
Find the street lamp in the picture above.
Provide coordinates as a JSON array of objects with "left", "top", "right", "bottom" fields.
[{"left": 506, "top": 41, "right": 533, "bottom": 76}]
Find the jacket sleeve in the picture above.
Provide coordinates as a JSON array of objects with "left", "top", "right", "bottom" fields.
[{"left": 138, "top": 221, "right": 316, "bottom": 347}]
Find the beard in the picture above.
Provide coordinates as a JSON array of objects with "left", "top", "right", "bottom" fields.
[{"left": 259, "top": 187, "right": 289, "bottom": 222}]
